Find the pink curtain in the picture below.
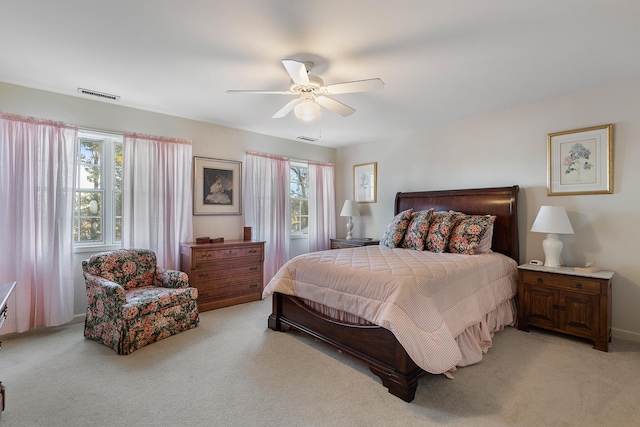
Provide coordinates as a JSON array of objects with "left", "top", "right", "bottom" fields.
[
  {"left": 243, "top": 151, "right": 290, "bottom": 283},
  {"left": 308, "top": 161, "right": 336, "bottom": 252},
  {"left": 122, "top": 133, "right": 193, "bottom": 270},
  {"left": 0, "top": 113, "right": 77, "bottom": 333}
]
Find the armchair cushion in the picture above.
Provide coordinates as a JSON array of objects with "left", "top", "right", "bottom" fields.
[{"left": 122, "top": 286, "right": 198, "bottom": 320}]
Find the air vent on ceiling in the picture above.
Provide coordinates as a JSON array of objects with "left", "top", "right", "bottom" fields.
[
  {"left": 77, "top": 88, "right": 120, "bottom": 101},
  {"left": 297, "top": 136, "right": 318, "bottom": 143}
]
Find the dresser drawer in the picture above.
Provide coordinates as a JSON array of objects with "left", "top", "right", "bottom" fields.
[
  {"left": 521, "top": 271, "right": 601, "bottom": 294},
  {"left": 196, "top": 276, "right": 262, "bottom": 302},
  {"left": 192, "top": 263, "right": 262, "bottom": 281},
  {"left": 194, "top": 246, "right": 262, "bottom": 267}
]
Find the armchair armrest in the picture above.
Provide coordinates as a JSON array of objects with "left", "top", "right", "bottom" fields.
[
  {"left": 83, "top": 273, "right": 126, "bottom": 309},
  {"left": 155, "top": 268, "right": 190, "bottom": 289}
]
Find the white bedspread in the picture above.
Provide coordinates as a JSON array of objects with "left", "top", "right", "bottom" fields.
[{"left": 263, "top": 245, "right": 518, "bottom": 374}]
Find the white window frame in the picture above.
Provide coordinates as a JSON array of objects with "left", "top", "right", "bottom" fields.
[
  {"left": 290, "top": 161, "right": 309, "bottom": 238},
  {"left": 73, "top": 129, "right": 122, "bottom": 253}
]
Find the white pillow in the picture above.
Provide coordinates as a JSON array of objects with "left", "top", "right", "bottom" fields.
[{"left": 475, "top": 224, "right": 494, "bottom": 253}]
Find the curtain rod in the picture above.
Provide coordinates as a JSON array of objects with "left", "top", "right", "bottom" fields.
[
  {"left": 79, "top": 127, "right": 191, "bottom": 145},
  {"left": 78, "top": 126, "right": 123, "bottom": 138}
]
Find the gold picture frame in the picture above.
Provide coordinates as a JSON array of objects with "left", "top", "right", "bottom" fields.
[
  {"left": 547, "top": 124, "right": 613, "bottom": 196},
  {"left": 193, "top": 157, "right": 242, "bottom": 215},
  {"left": 353, "top": 162, "right": 377, "bottom": 203}
]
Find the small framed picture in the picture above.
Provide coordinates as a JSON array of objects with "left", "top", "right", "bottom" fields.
[
  {"left": 193, "top": 157, "right": 242, "bottom": 215},
  {"left": 353, "top": 162, "right": 377, "bottom": 203},
  {"left": 548, "top": 124, "right": 613, "bottom": 196}
]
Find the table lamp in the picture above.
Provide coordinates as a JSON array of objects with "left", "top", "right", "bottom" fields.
[
  {"left": 340, "top": 200, "right": 361, "bottom": 240},
  {"left": 530, "top": 206, "right": 574, "bottom": 267}
]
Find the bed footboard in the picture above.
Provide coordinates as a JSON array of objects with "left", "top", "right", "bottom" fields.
[{"left": 268, "top": 292, "right": 425, "bottom": 402}]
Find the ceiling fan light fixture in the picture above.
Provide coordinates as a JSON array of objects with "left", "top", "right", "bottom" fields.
[{"left": 294, "top": 99, "right": 321, "bottom": 121}]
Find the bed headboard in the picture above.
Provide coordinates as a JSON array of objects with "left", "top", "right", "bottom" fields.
[{"left": 395, "top": 186, "right": 519, "bottom": 262}]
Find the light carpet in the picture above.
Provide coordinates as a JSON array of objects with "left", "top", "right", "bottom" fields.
[{"left": 1, "top": 298, "right": 639, "bottom": 427}]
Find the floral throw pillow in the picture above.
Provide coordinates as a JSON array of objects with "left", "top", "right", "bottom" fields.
[
  {"left": 400, "top": 209, "right": 434, "bottom": 251},
  {"left": 380, "top": 209, "right": 413, "bottom": 248},
  {"left": 425, "top": 211, "right": 463, "bottom": 253},
  {"left": 448, "top": 215, "right": 497, "bottom": 255}
]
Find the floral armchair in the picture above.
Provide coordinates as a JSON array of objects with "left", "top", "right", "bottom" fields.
[{"left": 82, "top": 249, "right": 199, "bottom": 355}]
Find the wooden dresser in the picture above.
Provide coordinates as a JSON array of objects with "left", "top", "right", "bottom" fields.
[
  {"left": 517, "top": 264, "right": 613, "bottom": 351},
  {"left": 180, "top": 240, "right": 265, "bottom": 312}
]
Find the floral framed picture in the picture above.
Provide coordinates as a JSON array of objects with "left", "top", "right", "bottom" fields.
[
  {"left": 353, "top": 162, "right": 377, "bottom": 203},
  {"left": 547, "top": 124, "right": 613, "bottom": 196},
  {"left": 193, "top": 157, "right": 242, "bottom": 215}
]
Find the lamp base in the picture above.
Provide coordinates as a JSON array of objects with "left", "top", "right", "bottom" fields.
[
  {"left": 542, "top": 233, "right": 563, "bottom": 267},
  {"left": 346, "top": 217, "right": 354, "bottom": 240}
]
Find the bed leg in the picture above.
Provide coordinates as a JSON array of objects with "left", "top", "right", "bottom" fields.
[
  {"left": 369, "top": 366, "right": 419, "bottom": 402},
  {"left": 268, "top": 293, "right": 289, "bottom": 331},
  {"left": 267, "top": 313, "right": 280, "bottom": 331}
]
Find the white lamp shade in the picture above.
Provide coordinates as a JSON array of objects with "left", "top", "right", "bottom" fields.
[
  {"left": 530, "top": 206, "right": 574, "bottom": 234},
  {"left": 340, "top": 200, "right": 361, "bottom": 217},
  {"left": 294, "top": 100, "right": 321, "bottom": 121}
]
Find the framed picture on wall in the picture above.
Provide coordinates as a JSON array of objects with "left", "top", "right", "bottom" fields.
[
  {"left": 353, "top": 162, "right": 377, "bottom": 203},
  {"left": 547, "top": 124, "right": 613, "bottom": 195},
  {"left": 193, "top": 157, "right": 242, "bottom": 215}
]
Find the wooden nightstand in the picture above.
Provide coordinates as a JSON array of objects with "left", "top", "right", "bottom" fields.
[
  {"left": 330, "top": 238, "right": 380, "bottom": 249},
  {"left": 517, "top": 264, "right": 613, "bottom": 351}
]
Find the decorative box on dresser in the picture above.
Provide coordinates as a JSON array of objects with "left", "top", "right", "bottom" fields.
[
  {"left": 330, "top": 238, "right": 380, "bottom": 249},
  {"left": 517, "top": 264, "right": 614, "bottom": 351},
  {"left": 180, "top": 240, "right": 265, "bottom": 312}
]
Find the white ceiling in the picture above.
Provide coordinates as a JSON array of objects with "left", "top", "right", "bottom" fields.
[{"left": 2, "top": 1, "right": 639, "bottom": 148}]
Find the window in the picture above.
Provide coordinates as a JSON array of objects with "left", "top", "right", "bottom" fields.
[
  {"left": 290, "top": 162, "right": 309, "bottom": 236},
  {"left": 74, "top": 130, "right": 122, "bottom": 247}
]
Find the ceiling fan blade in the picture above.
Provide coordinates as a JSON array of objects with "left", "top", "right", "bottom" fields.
[
  {"left": 272, "top": 98, "right": 301, "bottom": 118},
  {"left": 282, "top": 59, "right": 310, "bottom": 86},
  {"left": 226, "top": 89, "right": 293, "bottom": 95},
  {"left": 324, "top": 78, "right": 384, "bottom": 94},
  {"left": 316, "top": 96, "right": 355, "bottom": 117}
]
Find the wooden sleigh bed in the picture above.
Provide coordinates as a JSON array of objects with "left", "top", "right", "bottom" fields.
[{"left": 267, "top": 186, "right": 520, "bottom": 402}]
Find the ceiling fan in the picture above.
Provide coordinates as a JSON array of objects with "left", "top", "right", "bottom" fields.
[{"left": 226, "top": 59, "right": 384, "bottom": 121}]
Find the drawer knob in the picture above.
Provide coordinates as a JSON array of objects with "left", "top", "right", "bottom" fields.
[
  {"left": 537, "top": 278, "right": 543, "bottom": 284},
  {"left": 576, "top": 283, "right": 583, "bottom": 289}
]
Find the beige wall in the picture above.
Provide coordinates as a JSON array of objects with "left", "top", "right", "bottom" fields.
[
  {"left": 4, "top": 78, "right": 640, "bottom": 342},
  {"left": 0, "top": 82, "right": 335, "bottom": 318},
  {"left": 336, "top": 77, "right": 640, "bottom": 342}
]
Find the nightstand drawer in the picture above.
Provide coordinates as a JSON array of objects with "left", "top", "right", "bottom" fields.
[
  {"left": 330, "top": 238, "right": 380, "bottom": 249},
  {"left": 521, "top": 271, "right": 601, "bottom": 294},
  {"left": 332, "top": 242, "right": 359, "bottom": 249}
]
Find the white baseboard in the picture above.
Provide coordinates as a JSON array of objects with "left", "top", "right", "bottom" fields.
[
  {"left": 70, "top": 313, "right": 85, "bottom": 324},
  {"left": 612, "top": 327, "right": 640, "bottom": 343}
]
